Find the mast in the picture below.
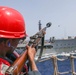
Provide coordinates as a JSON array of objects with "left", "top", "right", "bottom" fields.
[
  {"left": 38, "top": 20, "right": 42, "bottom": 31},
  {"left": 38, "top": 20, "right": 44, "bottom": 59}
]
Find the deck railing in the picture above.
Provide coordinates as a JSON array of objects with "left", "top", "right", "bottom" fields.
[{"left": 37, "top": 54, "right": 76, "bottom": 75}]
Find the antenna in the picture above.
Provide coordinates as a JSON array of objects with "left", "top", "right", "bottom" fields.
[{"left": 38, "top": 20, "right": 42, "bottom": 31}]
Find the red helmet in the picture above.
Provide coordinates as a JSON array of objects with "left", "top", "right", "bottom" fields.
[{"left": 0, "top": 6, "right": 27, "bottom": 38}]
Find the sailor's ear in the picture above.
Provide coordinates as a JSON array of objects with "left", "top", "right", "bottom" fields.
[
  {"left": 8, "top": 41, "right": 11, "bottom": 47},
  {"left": 6, "top": 40, "right": 11, "bottom": 47}
]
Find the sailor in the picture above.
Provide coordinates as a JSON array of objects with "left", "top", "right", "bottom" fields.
[{"left": 0, "top": 6, "right": 41, "bottom": 75}]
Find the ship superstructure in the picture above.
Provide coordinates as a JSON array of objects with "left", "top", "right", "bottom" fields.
[{"left": 48, "top": 37, "right": 76, "bottom": 54}]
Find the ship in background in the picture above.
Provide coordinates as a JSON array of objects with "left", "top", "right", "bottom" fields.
[{"left": 49, "top": 36, "right": 76, "bottom": 54}]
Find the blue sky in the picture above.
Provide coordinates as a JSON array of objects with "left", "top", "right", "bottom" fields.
[{"left": 0, "top": 0, "right": 76, "bottom": 40}]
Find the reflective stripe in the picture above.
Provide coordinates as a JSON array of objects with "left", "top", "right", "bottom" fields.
[{"left": 0, "top": 58, "right": 10, "bottom": 75}]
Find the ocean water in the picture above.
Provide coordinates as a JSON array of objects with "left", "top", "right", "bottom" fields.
[{"left": 36, "top": 56, "right": 76, "bottom": 75}]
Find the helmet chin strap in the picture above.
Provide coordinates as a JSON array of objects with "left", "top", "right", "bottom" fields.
[{"left": 8, "top": 42, "right": 16, "bottom": 50}]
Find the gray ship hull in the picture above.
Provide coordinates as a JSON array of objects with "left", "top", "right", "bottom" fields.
[
  {"left": 16, "top": 38, "right": 76, "bottom": 59},
  {"left": 49, "top": 38, "right": 76, "bottom": 53}
]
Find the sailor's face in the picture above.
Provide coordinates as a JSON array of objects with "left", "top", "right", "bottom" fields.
[
  {"left": 7, "top": 37, "right": 26, "bottom": 53},
  {"left": 8, "top": 39, "right": 20, "bottom": 53}
]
